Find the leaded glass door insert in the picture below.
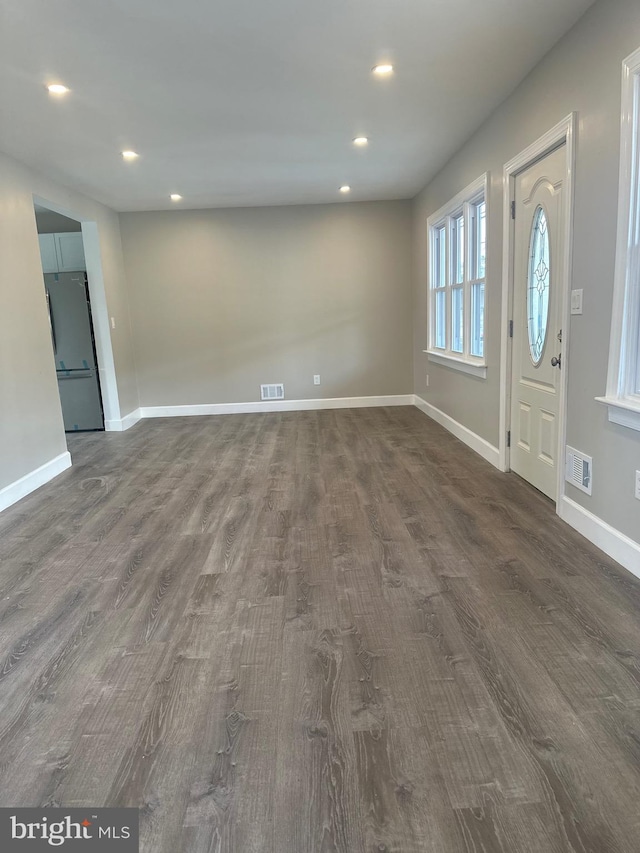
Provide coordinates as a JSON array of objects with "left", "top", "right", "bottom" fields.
[{"left": 527, "top": 206, "right": 551, "bottom": 365}]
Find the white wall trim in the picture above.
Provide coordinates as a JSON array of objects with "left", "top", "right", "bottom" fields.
[
  {"left": 140, "top": 395, "right": 414, "bottom": 418},
  {"left": 0, "top": 452, "right": 72, "bottom": 514},
  {"left": 559, "top": 496, "right": 640, "bottom": 580},
  {"left": 414, "top": 394, "right": 501, "bottom": 468},
  {"left": 499, "top": 114, "right": 577, "bottom": 489},
  {"left": 105, "top": 408, "right": 142, "bottom": 431},
  {"left": 424, "top": 350, "right": 487, "bottom": 378},
  {"left": 595, "top": 395, "right": 640, "bottom": 431},
  {"left": 428, "top": 173, "right": 487, "bottom": 226},
  {"left": 81, "top": 221, "right": 122, "bottom": 425},
  {"left": 601, "top": 46, "right": 640, "bottom": 416}
]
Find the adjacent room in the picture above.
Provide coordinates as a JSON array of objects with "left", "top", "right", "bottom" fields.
[
  {"left": 1, "top": 0, "right": 639, "bottom": 850},
  {"left": 35, "top": 204, "right": 106, "bottom": 434}
]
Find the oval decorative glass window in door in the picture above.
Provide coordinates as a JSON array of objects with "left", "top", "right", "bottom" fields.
[{"left": 527, "top": 206, "right": 551, "bottom": 365}]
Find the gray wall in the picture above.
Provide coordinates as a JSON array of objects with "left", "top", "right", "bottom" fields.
[
  {"left": 0, "top": 149, "right": 139, "bottom": 493},
  {"left": 34, "top": 208, "right": 81, "bottom": 234},
  {"left": 0, "top": 156, "right": 65, "bottom": 489},
  {"left": 412, "top": 0, "right": 640, "bottom": 542},
  {"left": 120, "top": 201, "right": 413, "bottom": 407}
]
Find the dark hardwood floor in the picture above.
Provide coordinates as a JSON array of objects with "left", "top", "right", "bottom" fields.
[{"left": 1, "top": 407, "right": 639, "bottom": 852}]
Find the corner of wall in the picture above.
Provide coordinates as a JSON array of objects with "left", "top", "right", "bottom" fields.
[{"left": 0, "top": 452, "right": 72, "bottom": 514}]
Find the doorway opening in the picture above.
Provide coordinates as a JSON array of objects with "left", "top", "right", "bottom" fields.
[{"left": 34, "top": 203, "right": 105, "bottom": 433}]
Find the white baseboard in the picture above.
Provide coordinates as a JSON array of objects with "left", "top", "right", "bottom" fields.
[
  {"left": 140, "top": 395, "right": 414, "bottom": 418},
  {"left": 0, "top": 451, "right": 72, "bottom": 514},
  {"left": 413, "top": 395, "right": 501, "bottom": 469},
  {"left": 558, "top": 495, "right": 640, "bottom": 580},
  {"left": 105, "top": 408, "right": 142, "bottom": 432},
  {"left": 412, "top": 396, "right": 640, "bottom": 578}
]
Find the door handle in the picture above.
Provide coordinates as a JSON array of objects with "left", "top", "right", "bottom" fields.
[
  {"left": 46, "top": 290, "right": 57, "bottom": 353},
  {"left": 57, "top": 371, "right": 93, "bottom": 381},
  {"left": 551, "top": 354, "right": 562, "bottom": 369}
]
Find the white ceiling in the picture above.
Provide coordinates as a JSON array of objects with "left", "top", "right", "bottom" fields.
[{"left": 0, "top": 0, "right": 596, "bottom": 211}]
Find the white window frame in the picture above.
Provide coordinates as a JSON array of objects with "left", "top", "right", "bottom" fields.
[
  {"left": 597, "top": 46, "right": 640, "bottom": 431},
  {"left": 425, "top": 174, "right": 488, "bottom": 378}
]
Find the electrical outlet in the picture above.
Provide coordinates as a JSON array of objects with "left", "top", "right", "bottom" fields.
[
  {"left": 635, "top": 470, "right": 640, "bottom": 500},
  {"left": 313, "top": 374, "right": 321, "bottom": 385},
  {"left": 110, "top": 316, "right": 116, "bottom": 330},
  {"left": 425, "top": 374, "right": 429, "bottom": 387}
]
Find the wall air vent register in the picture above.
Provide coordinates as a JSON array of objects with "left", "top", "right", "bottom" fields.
[
  {"left": 260, "top": 384, "right": 285, "bottom": 401},
  {"left": 565, "top": 446, "right": 593, "bottom": 496}
]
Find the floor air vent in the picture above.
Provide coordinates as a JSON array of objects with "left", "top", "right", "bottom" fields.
[
  {"left": 260, "top": 383, "right": 285, "bottom": 401},
  {"left": 565, "top": 446, "right": 593, "bottom": 496}
]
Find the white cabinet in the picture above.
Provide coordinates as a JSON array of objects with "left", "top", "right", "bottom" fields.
[
  {"left": 56, "top": 233, "right": 85, "bottom": 271},
  {"left": 38, "top": 231, "right": 86, "bottom": 272},
  {"left": 38, "top": 233, "right": 59, "bottom": 273}
]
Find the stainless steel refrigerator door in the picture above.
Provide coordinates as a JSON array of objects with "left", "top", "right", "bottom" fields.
[
  {"left": 45, "top": 271, "right": 104, "bottom": 430},
  {"left": 57, "top": 370, "right": 104, "bottom": 431},
  {"left": 45, "top": 272, "right": 97, "bottom": 370}
]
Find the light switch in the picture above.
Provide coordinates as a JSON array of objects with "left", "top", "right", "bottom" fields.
[
  {"left": 570, "top": 289, "right": 583, "bottom": 315},
  {"left": 110, "top": 316, "right": 116, "bottom": 330}
]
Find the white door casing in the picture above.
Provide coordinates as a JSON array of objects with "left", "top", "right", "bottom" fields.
[{"left": 509, "top": 144, "right": 566, "bottom": 499}]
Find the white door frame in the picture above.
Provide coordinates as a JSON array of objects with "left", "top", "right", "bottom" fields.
[
  {"left": 499, "top": 113, "right": 577, "bottom": 508},
  {"left": 32, "top": 195, "right": 122, "bottom": 429}
]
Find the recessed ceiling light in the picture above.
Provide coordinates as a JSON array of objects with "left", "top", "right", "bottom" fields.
[
  {"left": 339, "top": 185, "right": 351, "bottom": 193},
  {"left": 170, "top": 194, "right": 182, "bottom": 201},
  {"left": 353, "top": 137, "right": 369, "bottom": 146},
  {"left": 121, "top": 150, "right": 139, "bottom": 160},
  {"left": 372, "top": 64, "right": 393, "bottom": 75},
  {"left": 47, "top": 84, "right": 69, "bottom": 95}
]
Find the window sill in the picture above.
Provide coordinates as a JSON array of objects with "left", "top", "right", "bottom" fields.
[
  {"left": 424, "top": 350, "right": 487, "bottom": 378},
  {"left": 595, "top": 395, "right": 640, "bottom": 432}
]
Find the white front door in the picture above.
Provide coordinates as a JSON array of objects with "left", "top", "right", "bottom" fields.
[{"left": 510, "top": 144, "right": 566, "bottom": 500}]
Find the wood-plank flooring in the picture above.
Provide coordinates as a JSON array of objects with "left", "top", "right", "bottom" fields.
[{"left": 1, "top": 406, "right": 640, "bottom": 852}]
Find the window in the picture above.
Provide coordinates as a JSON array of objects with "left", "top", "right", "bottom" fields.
[
  {"left": 427, "top": 175, "right": 487, "bottom": 377},
  {"left": 598, "top": 47, "right": 640, "bottom": 430}
]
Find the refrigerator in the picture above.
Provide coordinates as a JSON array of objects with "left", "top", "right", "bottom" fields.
[{"left": 44, "top": 272, "right": 104, "bottom": 431}]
